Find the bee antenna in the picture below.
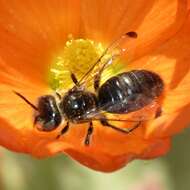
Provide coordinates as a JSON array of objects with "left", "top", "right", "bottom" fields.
[{"left": 13, "top": 91, "right": 38, "bottom": 111}]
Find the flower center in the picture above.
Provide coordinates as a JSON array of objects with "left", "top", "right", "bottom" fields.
[{"left": 48, "top": 36, "right": 126, "bottom": 90}]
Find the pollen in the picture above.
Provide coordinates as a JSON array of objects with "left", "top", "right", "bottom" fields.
[{"left": 48, "top": 35, "right": 125, "bottom": 91}]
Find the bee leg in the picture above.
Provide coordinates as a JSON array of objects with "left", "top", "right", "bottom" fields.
[
  {"left": 100, "top": 117, "right": 141, "bottom": 134},
  {"left": 84, "top": 121, "right": 93, "bottom": 146},
  {"left": 155, "top": 106, "right": 162, "bottom": 118},
  {"left": 93, "top": 60, "right": 108, "bottom": 92},
  {"left": 56, "top": 122, "right": 69, "bottom": 139},
  {"left": 126, "top": 122, "right": 142, "bottom": 133},
  {"left": 70, "top": 72, "right": 79, "bottom": 86},
  {"left": 94, "top": 74, "right": 101, "bottom": 92},
  {"left": 55, "top": 92, "right": 62, "bottom": 100}
]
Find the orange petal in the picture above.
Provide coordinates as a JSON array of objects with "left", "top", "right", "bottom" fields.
[
  {"left": 128, "top": 13, "right": 190, "bottom": 137},
  {"left": 81, "top": 0, "right": 188, "bottom": 59},
  {"left": 0, "top": 88, "right": 171, "bottom": 172},
  {"left": 27, "top": 124, "right": 172, "bottom": 172},
  {"left": 139, "top": 138, "right": 171, "bottom": 159},
  {"left": 63, "top": 138, "right": 171, "bottom": 172},
  {"left": 145, "top": 104, "right": 190, "bottom": 138},
  {"left": 0, "top": 1, "right": 189, "bottom": 173},
  {"left": 0, "top": 0, "right": 81, "bottom": 83},
  {"left": 0, "top": 75, "right": 172, "bottom": 172}
]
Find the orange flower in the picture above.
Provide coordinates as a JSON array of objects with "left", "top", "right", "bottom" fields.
[{"left": 0, "top": 0, "right": 189, "bottom": 172}]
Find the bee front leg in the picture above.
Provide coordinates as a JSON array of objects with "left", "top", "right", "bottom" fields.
[
  {"left": 56, "top": 122, "right": 69, "bottom": 139},
  {"left": 84, "top": 121, "right": 93, "bottom": 146},
  {"left": 70, "top": 72, "right": 79, "bottom": 86},
  {"left": 94, "top": 74, "right": 101, "bottom": 92},
  {"left": 93, "top": 58, "right": 111, "bottom": 92}
]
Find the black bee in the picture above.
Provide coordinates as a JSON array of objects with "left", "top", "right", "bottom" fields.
[{"left": 14, "top": 31, "right": 164, "bottom": 145}]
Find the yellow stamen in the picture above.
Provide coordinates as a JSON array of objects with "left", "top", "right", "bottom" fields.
[{"left": 48, "top": 36, "right": 126, "bottom": 91}]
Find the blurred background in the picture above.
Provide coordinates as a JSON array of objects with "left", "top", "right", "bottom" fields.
[{"left": 0, "top": 127, "right": 189, "bottom": 190}]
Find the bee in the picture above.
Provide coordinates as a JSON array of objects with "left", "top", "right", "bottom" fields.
[{"left": 14, "top": 31, "right": 164, "bottom": 145}]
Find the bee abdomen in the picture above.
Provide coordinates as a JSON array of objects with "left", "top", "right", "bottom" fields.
[{"left": 98, "top": 70, "right": 164, "bottom": 113}]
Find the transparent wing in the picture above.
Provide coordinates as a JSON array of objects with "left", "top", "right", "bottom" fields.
[
  {"left": 71, "top": 31, "right": 138, "bottom": 90},
  {"left": 73, "top": 99, "right": 161, "bottom": 136},
  {"left": 76, "top": 98, "right": 162, "bottom": 124}
]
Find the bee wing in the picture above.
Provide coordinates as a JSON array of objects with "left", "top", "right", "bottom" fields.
[
  {"left": 78, "top": 98, "right": 161, "bottom": 123},
  {"left": 74, "top": 32, "right": 138, "bottom": 88}
]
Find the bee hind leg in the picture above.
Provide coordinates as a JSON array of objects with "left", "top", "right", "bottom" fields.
[{"left": 100, "top": 117, "right": 141, "bottom": 134}]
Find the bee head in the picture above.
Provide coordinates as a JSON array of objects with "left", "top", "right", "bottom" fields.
[{"left": 14, "top": 91, "right": 62, "bottom": 132}]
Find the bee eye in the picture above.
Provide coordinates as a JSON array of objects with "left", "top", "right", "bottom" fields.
[
  {"left": 34, "top": 95, "right": 62, "bottom": 131},
  {"left": 35, "top": 116, "right": 61, "bottom": 132},
  {"left": 44, "top": 120, "right": 59, "bottom": 131}
]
